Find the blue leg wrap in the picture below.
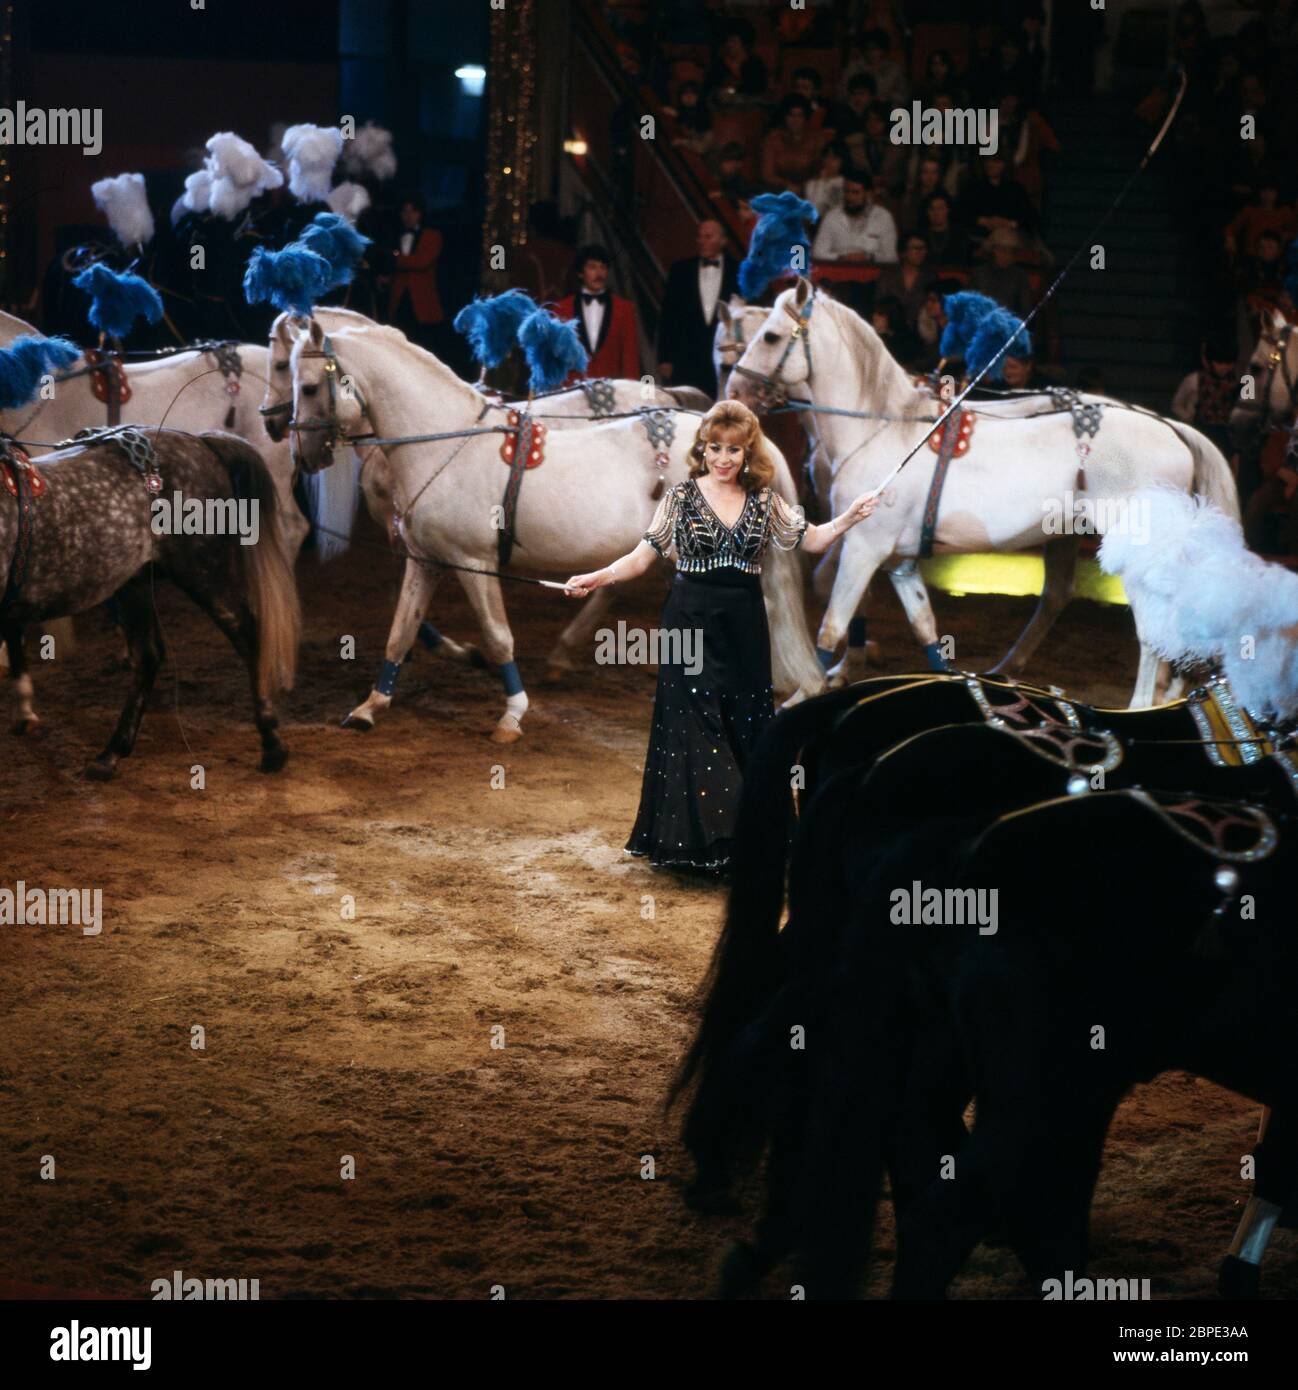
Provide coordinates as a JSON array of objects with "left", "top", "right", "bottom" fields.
[
  {"left": 376, "top": 658, "right": 402, "bottom": 696},
  {"left": 417, "top": 621, "right": 443, "bottom": 651},
  {"left": 923, "top": 641, "right": 952, "bottom": 673},
  {"left": 500, "top": 659, "right": 524, "bottom": 696},
  {"left": 847, "top": 616, "right": 868, "bottom": 648},
  {"left": 816, "top": 646, "right": 837, "bottom": 670}
]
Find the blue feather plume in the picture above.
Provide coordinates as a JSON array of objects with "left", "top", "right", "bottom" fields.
[
  {"left": 453, "top": 290, "right": 539, "bottom": 369},
  {"left": 243, "top": 243, "right": 334, "bottom": 316},
  {"left": 738, "top": 192, "right": 818, "bottom": 299},
  {"left": 298, "top": 212, "right": 371, "bottom": 289},
  {"left": 939, "top": 291, "right": 1030, "bottom": 382},
  {"left": 518, "top": 308, "right": 588, "bottom": 391},
  {"left": 72, "top": 263, "right": 163, "bottom": 339},
  {"left": 0, "top": 334, "right": 82, "bottom": 411}
]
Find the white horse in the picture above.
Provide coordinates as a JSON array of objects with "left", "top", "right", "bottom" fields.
[
  {"left": 727, "top": 279, "right": 1241, "bottom": 705},
  {"left": 717, "top": 297, "right": 947, "bottom": 681},
  {"left": 283, "top": 315, "right": 825, "bottom": 740},
  {"left": 261, "top": 307, "right": 712, "bottom": 682}
]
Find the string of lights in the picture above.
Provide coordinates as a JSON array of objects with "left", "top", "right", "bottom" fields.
[{"left": 481, "top": 0, "right": 536, "bottom": 281}]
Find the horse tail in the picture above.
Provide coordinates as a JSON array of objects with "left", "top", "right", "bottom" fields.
[
  {"left": 1170, "top": 421, "right": 1241, "bottom": 521},
  {"left": 671, "top": 684, "right": 866, "bottom": 1185},
  {"left": 201, "top": 431, "right": 301, "bottom": 699},
  {"left": 763, "top": 445, "right": 828, "bottom": 701},
  {"left": 302, "top": 446, "right": 362, "bottom": 561}
]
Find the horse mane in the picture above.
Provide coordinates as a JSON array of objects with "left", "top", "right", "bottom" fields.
[{"left": 805, "top": 290, "right": 927, "bottom": 417}]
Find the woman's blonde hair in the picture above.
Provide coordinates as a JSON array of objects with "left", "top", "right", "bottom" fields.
[{"left": 688, "top": 399, "right": 776, "bottom": 491}]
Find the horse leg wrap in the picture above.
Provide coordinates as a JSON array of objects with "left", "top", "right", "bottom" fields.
[
  {"left": 923, "top": 641, "right": 952, "bottom": 673},
  {"left": 847, "top": 616, "right": 868, "bottom": 649},
  {"left": 417, "top": 622, "right": 443, "bottom": 651},
  {"left": 815, "top": 646, "right": 837, "bottom": 671},
  {"left": 499, "top": 659, "right": 524, "bottom": 696},
  {"left": 376, "top": 659, "right": 402, "bottom": 696}
]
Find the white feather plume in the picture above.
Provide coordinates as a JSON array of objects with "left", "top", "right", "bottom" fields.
[
  {"left": 340, "top": 121, "right": 397, "bottom": 181},
  {"left": 181, "top": 168, "right": 213, "bottom": 215},
  {"left": 1100, "top": 486, "right": 1298, "bottom": 719},
  {"left": 196, "top": 132, "right": 284, "bottom": 219},
  {"left": 91, "top": 172, "right": 155, "bottom": 248},
  {"left": 281, "top": 123, "right": 344, "bottom": 203},
  {"left": 325, "top": 180, "right": 371, "bottom": 223}
]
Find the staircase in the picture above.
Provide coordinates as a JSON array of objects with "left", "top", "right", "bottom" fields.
[{"left": 1044, "top": 93, "right": 1195, "bottom": 409}]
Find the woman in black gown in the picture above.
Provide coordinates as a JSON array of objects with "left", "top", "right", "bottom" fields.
[{"left": 565, "top": 401, "right": 878, "bottom": 875}]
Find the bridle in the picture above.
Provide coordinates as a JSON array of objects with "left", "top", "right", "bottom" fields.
[
  {"left": 285, "top": 334, "right": 371, "bottom": 467},
  {"left": 729, "top": 291, "right": 816, "bottom": 408},
  {"left": 1236, "top": 319, "right": 1297, "bottom": 433}
]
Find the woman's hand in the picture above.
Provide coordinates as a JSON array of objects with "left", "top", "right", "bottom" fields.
[
  {"left": 563, "top": 569, "right": 611, "bottom": 598},
  {"left": 839, "top": 491, "right": 879, "bottom": 530}
]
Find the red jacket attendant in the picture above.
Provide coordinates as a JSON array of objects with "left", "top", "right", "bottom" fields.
[
  {"left": 554, "top": 243, "right": 641, "bottom": 381},
  {"left": 388, "top": 226, "right": 445, "bottom": 324}
]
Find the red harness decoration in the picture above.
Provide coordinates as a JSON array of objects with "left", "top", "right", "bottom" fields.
[
  {"left": 927, "top": 410, "right": 976, "bottom": 457},
  {"left": 0, "top": 445, "right": 47, "bottom": 498},
  {"left": 499, "top": 409, "right": 547, "bottom": 469},
  {"left": 85, "top": 349, "right": 132, "bottom": 408}
]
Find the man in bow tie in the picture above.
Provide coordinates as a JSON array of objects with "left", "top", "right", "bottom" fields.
[
  {"left": 553, "top": 244, "right": 641, "bottom": 381},
  {"left": 657, "top": 219, "right": 739, "bottom": 397}
]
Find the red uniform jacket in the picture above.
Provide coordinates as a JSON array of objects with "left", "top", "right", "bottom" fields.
[
  {"left": 554, "top": 292, "right": 641, "bottom": 380},
  {"left": 388, "top": 226, "right": 444, "bottom": 324}
]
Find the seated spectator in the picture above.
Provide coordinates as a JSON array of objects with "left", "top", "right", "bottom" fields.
[
  {"left": 761, "top": 95, "right": 826, "bottom": 194},
  {"left": 960, "top": 153, "right": 1042, "bottom": 259},
  {"left": 874, "top": 231, "right": 935, "bottom": 334},
  {"left": 777, "top": 0, "right": 836, "bottom": 47},
  {"left": 915, "top": 278, "right": 966, "bottom": 370},
  {"left": 811, "top": 171, "right": 898, "bottom": 264},
  {"left": 972, "top": 27, "right": 1035, "bottom": 107},
  {"left": 917, "top": 48, "right": 964, "bottom": 105},
  {"left": 705, "top": 24, "right": 769, "bottom": 106},
  {"left": 899, "top": 156, "right": 946, "bottom": 230},
  {"left": 666, "top": 81, "right": 714, "bottom": 156},
  {"left": 872, "top": 294, "right": 923, "bottom": 366},
  {"left": 709, "top": 141, "right": 751, "bottom": 201},
  {"left": 841, "top": 27, "right": 908, "bottom": 106},
  {"left": 832, "top": 74, "right": 877, "bottom": 169},
  {"left": 1171, "top": 335, "right": 1239, "bottom": 455},
  {"left": 970, "top": 227, "right": 1034, "bottom": 319},
  {"left": 1001, "top": 87, "right": 1061, "bottom": 210},
  {"left": 806, "top": 140, "right": 848, "bottom": 219},
  {"left": 789, "top": 67, "right": 833, "bottom": 134},
  {"left": 922, "top": 192, "right": 972, "bottom": 268},
  {"left": 903, "top": 93, "right": 969, "bottom": 200},
  {"left": 858, "top": 101, "right": 909, "bottom": 202},
  {"left": 1226, "top": 172, "right": 1297, "bottom": 262}
]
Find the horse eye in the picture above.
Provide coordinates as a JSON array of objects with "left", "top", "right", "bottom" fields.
[
  {"left": 763, "top": 331, "right": 780, "bottom": 344},
  {"left": 274, "top": 361, "right": 288, "bottom": 372},
  {"left": 301, "top": 384, "right": 319, "bottom": 398}
]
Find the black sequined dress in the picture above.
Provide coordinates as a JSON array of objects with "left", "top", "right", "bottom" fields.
[{"left": 625, "top": 478, "right": 807, "bottom": 874}]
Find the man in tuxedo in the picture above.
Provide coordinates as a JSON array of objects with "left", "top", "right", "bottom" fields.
[
  {"left": 385, "top": 197, "right": 449, "bottom": 356},
  {"left": 657, "top": 220, "right": 739, "bottom": 397},
  {"left": 553, "top": 245, "right": 641, "bottom": 380}
]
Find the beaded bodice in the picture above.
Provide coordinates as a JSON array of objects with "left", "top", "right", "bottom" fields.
[{"left": 643, "top": 479, "right": 807, "bottom": 573}]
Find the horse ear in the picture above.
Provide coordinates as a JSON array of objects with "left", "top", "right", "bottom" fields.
[
  {"left": 794, "top": 275, "right": 812, "bottom": 308},
  {"left": 307, "top": 317, "right": 324, "bottom": 348},
  {"left": 717, "top": 300, "right": 733, "bottom": 331}
]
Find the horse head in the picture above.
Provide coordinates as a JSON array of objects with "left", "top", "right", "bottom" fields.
[
  {"left": 288, "top": 317, "right": 367, "bottom": 473},
  {"left": 260, "top": 310, "right": 302, "bottom": 443},
  {"left": 725, "top": 277, "right": 818, "bottom": 412},
  {"left": 1230, "top": 307, "right": 1298, "bottom": 448}
]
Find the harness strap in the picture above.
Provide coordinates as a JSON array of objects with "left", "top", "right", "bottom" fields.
[
  {"left": 918, "top": 404, "right": 962, "bottom": 559},
  {"left": 497, "top": 413, "right": 536, "bottom": 568}
]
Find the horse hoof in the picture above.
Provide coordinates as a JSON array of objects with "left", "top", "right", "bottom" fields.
[
  {"left": 83, "top": 759, "right": 117, "bottom": 782},
  {"left": 340, "top": 712, "right": 374, "bottom": 732},
  {"left": 1218, "top": 1255, "right": 1260, "bottom": 1300},
  {"left": 715, "top": 1240, "right": 764, "bottom": 1299},
  {"left": 260, "top": 746, "right": 289, "bottom": 774},
  {"left": 490, "top": 722, "right": 522, "bottom": 744}
]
